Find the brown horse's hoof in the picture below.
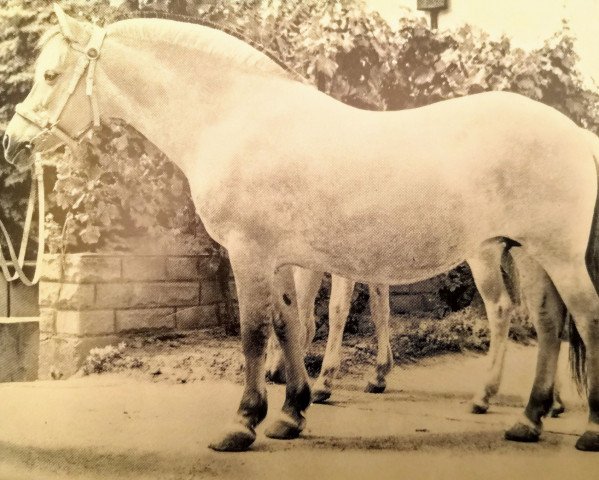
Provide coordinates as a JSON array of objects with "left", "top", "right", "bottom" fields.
[
  {"left": 264, "top": 415, "right": 304, "bottom": 440},
  {"left": 550, "top": 404, "right": 566, "bottom": 418},
  {"left": 471, "top": 402, "right": 489, "bottom": 414},
  {"left": 209, "top": 424, "right": 256, "bottom": 452},
  {"left": 266, "top": 368, "right": 286, "bottom": 385},
  {"left": 364, "top": 382, "right": 386, "bottom": 394},
  {"left": 312, "top": 389, "right": 332, "bottom": 404},
  {"left": 505, "top": 421, "right": 541, "bottom": 443},
  {"left": 575, "top": 431, "right": 599, "bottom": 451}
]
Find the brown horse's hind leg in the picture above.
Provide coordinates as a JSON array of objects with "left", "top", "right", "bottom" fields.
[
  {"left": 209, "top": 259, "right": 273, "bottom": 452},
  {"left": 468, "top": 243, "right": 513, "bottom": 414},
  {"left": 510, "top": 255, "right": 599, "bottom": 449},
  {"left": 364, "top": 284, "right": 393, "bottom": 394},
  {"left": 504, "top": 253, "right": 565, "bottom": 442},
  {"left": 264, "top": 265, "right": 312, "bottom": 440}
]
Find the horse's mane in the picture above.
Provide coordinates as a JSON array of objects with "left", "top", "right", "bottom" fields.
[{"left": 107, "top": 11, "right": 305, "bottom": 82}]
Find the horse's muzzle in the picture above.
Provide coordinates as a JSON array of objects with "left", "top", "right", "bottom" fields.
[{"left": 2, "top": 134, "right": 32, "bottom": 165}]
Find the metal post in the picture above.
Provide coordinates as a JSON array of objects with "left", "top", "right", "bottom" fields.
[
  {"left": 417, "top": 0, "right": 448, "bottom": 30},
  {"left": 430, "top": 8, "right": 440, "bottom": 29}
]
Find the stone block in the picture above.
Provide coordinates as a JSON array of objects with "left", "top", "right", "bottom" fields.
[
  {"left": 96, "top": 282, "right": 199, "bottom": 309},
  {"left": 200, "top": 281, "right": 223, "bottom": 305},
  {"left": 55, "top": 310, "right": 115, "bottom": 336},
  {"left": 389, "top": 294, "right": 424, "bottom": 314},
  {"left": 122, "top": 257, "right": 166, "bottom": 281},
  {"left": 389, "top": 276, "right": 444, "bottom": 295},
  {"left": 0, "top": 318, "right": 39, "bottom": 382},
  {"left": 115, "top": 308, "right": 176, "bottom": 332},
  {"left": 197, "top": 256, "right": 220, "bottom": 280},
  {"left": 42, "top": 254, "right": 122, "bottom": 283},
  {"left": 40, "top": 254, "right": 62, "bottom": 282},
  {"left": 166, "top": 257, "right": 200, "bottom": 280},
  {"left": 62, "top": 284, "right": 96, "bottom": 310},
  {"left": 39, "top": 308, "right": 56, "bottom": 334},
  {"left": 39, "top": 282, "right": 95, "bottom": 310},
  {"left": 38, "top": 334, "right": 119, "bottom": 380},
  {"left": 176, "top": 305, "right": 220, "bottom": 330},
  {"left": 228, "top": 280, "right": 237, "bottom": 301},
  {"left": 39, "top": 282, "right": 61, "bottom": 307}
]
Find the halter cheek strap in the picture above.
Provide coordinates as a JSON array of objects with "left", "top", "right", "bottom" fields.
[{"left": 14, "top": 25, "right": 107, "bottom": 150}]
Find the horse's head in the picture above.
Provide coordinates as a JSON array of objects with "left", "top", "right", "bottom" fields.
[{"left": 3, "top": 4, "right": 105, "bottom": 168}]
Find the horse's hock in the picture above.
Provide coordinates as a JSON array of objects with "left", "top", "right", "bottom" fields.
[{"left": 37, "top": 253, "right": 234, "bottom": 379}]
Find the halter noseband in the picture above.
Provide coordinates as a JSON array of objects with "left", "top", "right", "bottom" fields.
[{"left": 14, "top": 25, "right": 107, "bottom": 152}]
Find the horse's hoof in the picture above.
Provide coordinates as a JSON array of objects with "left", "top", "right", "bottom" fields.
[
  {"left": 312, "top": 389, "right": 332, "bottom": 404},
  {"left": 264, "top": 416, "right": 304, "bottom": 440},
  {"left": 266, "top": 368, "right": 286, "bottom": 385},
  {"left": 575, "top": 431, "right": 599, "bottom": 451},
  {"left": 209, "top": 424, "right": 256, "bottom": 452},
  {"left": 471, "top": 403, "right": 489, "bottom": 414},
  {"left": 550, "top": 404, "right": 566, "bottom": 418},
  {"left": 504, "top": 421, "right": 541, "bottom": 443},
  {"left": 364, "top": 382, "right": 386, "bottom": 394}
]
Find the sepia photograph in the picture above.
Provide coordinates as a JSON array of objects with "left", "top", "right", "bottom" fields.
[{"left": 1, "top": 0, "right": 599, "bottom": 478}]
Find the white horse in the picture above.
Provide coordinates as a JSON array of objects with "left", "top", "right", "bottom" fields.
[
  {"left": 266, "top": 252, "right": 567, "bottom": 415},
  {"left": 5, "top": 8, "right": 599, "bottom": 452}
]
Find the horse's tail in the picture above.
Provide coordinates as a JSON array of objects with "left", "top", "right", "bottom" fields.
[
  {"left": 569, "top": 313, "right": 587, "bottom": 395},
  {"left": 570, "top": 128, "right": 599, "bottom": 394}
]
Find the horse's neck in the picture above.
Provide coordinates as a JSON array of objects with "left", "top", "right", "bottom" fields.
[{"left": 97, "top": 37, "right": 279, "bottom": 174}]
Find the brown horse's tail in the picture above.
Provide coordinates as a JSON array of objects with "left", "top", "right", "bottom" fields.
[
  {"left": 569, "top": 313, "right": 587, "bottom": 395},
  {"left": 571, "top": 129, "right": 599, "bottom": 394}
]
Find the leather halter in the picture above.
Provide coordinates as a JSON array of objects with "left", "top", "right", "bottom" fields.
[{"left": 14, "top": 25, "right": 107, "bottom": 152}]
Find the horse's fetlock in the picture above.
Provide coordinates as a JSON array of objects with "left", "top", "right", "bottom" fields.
[
  {"left": 285, "top": 383, "right": 312, "bottom": 413},
  {"left": 238, "top": 389, "right": 268, "bottom": 427}
]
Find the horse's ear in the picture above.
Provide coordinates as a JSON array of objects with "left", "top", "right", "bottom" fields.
[{"left": 53, "top": 4, "right": 87, "bottom": 42}]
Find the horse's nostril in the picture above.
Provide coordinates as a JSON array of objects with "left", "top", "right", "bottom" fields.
[{"left": 2, "top": 134, "right": 9, "bottom": 153}]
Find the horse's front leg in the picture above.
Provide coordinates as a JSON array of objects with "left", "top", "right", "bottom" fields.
[
  {"left": 312, "top": 275, "right": 354, "bottom": 403},
  {"left": 209, "top": 261, "right": 272, "bottom": 452},
  {"left": 364, "top": 284, "right": 393, "bottom": 393},
  {"left": 264, "top": 265, "right": 312, "bottom": 440}
]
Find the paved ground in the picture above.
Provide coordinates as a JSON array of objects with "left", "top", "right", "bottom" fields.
[{"left": 0, "top": 343, "right": 596, "bottom": 480}]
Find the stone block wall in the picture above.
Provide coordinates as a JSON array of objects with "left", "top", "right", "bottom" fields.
[
  {"left": 389, "top": 277, "right": 446, "bottom": 314},
  {"left": 38, "top": 253, "right": 233, "bottom": 379}
]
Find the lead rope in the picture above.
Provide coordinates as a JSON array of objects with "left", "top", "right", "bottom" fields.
[{"left": 0, "top": 153, "right": 45, "bottom": 286}]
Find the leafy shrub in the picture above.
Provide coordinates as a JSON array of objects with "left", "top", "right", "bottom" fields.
[{"left": 81, "top": 342, "right": 144, "bottom": 375}]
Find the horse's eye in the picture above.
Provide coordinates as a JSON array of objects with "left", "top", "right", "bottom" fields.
[{"left": 44, "top": 70, "right": 60, "bottom": 83}]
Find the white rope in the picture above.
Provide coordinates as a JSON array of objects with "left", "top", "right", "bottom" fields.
[{"left": 0, "top": 154, "right": 46, "bottom": 285}]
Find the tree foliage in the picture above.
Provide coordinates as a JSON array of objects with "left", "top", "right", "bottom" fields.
[{"left": 1, "top": 0, "right": 598, "bottom": 260}]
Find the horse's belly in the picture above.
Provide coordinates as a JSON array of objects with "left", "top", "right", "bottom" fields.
[{"left": 281, "top": 204, "right": 475, "bottom": 284}]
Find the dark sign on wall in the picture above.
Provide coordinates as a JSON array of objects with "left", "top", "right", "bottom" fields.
[{"left": 417, "top": 0, "right": 448, "bottom": 11}]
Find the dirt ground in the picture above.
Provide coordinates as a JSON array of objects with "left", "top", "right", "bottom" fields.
[{"left": 1, "top": 334, "right": 596, "bottom": 480}]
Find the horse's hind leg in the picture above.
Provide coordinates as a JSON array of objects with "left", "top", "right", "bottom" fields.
[
  {"left": 550, "top": 349, "right": 567, "bottom": 417},
  {"left": 312, "top": 275, "right": 354, "bottom": 403},
  {"left": 516, "top": 255, "right": 599, "bottom": 451},
  {"left": 504, "top": 250, "right": 566, "bottom": 442},
  {"left": 265, "top": 267, "right": 322, "bottom": 384},
  {"left": 264, "top": 265, "right": 312, "bottom": 440},
  {"left": 364, "top": 284, "right": 393, "bottom": 394},
  {"left": 209, "top": 258, "right": 273, "bottom": 452},
  {"left": 468, "top": 244, "right": 514, "bottom": 414}
]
